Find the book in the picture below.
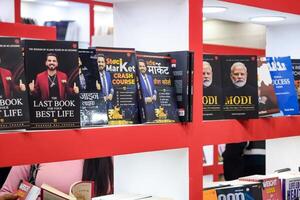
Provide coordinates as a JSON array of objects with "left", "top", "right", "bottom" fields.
[
  {"left": 239, "top": 174, "right": 282, "bottom": 200},
  {"left": 291, "top": 59, "right": 300, "bottom": 114},
  {"left": 0, "top": 37, "right": 30, "bottom": 129},
  {"left": 166, "top": 51, "right": 194, "bottom": 122},
  {"left": 136, "top": 52, "right": 179, "bottom": 123},
  {"left": 221, "top": 55, "right": 259, "bottom": 119},
  {"left": 92, "top": 194, "right": 172, "bottom": 200},
  {"left": 203, "top": 55, "right": 223, "bottom": 120},
  {"left": 277, "top": 172, "right": 300, "bottom": 200},
  {"left": 41, "top": 181, "right": 94, "bottom": 200},
  {"left": 266, "top": 56, "right": 299, "bottom": 116},
  {"left": 78, "top": 49, "right": 108, "bottom": 127},
  {"left": 257, "top": 57, "right": 280, "bottom": 117},
  {"left": 94, "top": 47, "right": 139, "bottom": 125},
  {"left": 203, "top": 189, "right": 218, "bottom": 200},
  {"left": 24, "top": 40, "right": 80, "bottom": 129},
  {"left": 16, "top": 180, "right": 41, "bottom": 200}
]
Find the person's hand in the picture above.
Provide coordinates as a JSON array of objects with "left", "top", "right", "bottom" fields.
[
  {"left": 19, "top": 79, "right": 26, "bottom": 91},
  {"left": 73, "top": 82, "right": 79, "bottom": 94},
  {"left": 0, "top": 193, "right": 18, "bottom": 200},
  {"left": 29, "top": 80, "right": 35, "bottom": 92},
  {"left": 96, "top": 80, "right": 101, "bottom": 91},
  {"left": 107, "top": 94, "right": 113, "bottom": 101}
]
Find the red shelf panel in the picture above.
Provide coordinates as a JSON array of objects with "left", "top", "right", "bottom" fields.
[
  {"left": 203, "top": 44, "right": 265, "bottom": 56},
  {"left": 0, "top": 22, "right": 56, "bottom": 40},
  {"left": 0, "top": 123, "right": 190, "bottom": 167}
]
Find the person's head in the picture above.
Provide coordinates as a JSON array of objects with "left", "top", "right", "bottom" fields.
[
  {"left": 96, "top": 54, "right": 106, "bottom": 72},
  {"left": 138, "top": 59, "right": 147, "bottom": 75},
  {"left": 82, "top": 157, "right": 114, "bottom": 196},
  {"left": 78, "top": 57, "right": 82, "bottom": 68},
  {"left": 203, "top": 61, "right": 213, "bottom": 88},
  {"left": 230, "top": 62, "right": 248, "bottom": 88},
  {"left": 45, "top": 53, "right": 58, "bottom": 71}
]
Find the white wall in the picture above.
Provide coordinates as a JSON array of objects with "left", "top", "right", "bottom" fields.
[
  {"left": 113, "top": 0, "right": 189, "bottom": 51},
  {"left": 266, "top": 24, "right": 300, "bottom": 58},
  {"left": 21, "top": 2, "right": 90, "bottom": 48},
  {"left": 203, "top": 19, "right": 266, "bottom": 49},
  {"left": 266, "top": 23, "right": 300, "bottom": 174},
  {"left": 114, "top": 148, "right": 189, "bottom": 200},
  {"left": 0, "top": 0, "right": 14, "bottom": 23},
  {"left": 94, "top": 9, "right": 113, "bottom": 36}
]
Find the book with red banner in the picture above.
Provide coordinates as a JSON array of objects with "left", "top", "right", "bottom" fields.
[{"left": 16, "top": 180, "right": 41, "bottom": 200}]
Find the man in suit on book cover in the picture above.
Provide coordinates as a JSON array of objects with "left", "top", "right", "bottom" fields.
[
  {"left": 29, "top": 52, "right": 78, "bottom": 100},
  {"left": 96, "top": 54, "right": 114, "bottom": 109},
  {"left": 138, "top": 59, "right": 158, "bottom": 121},
  {"left": 0, "top": 58, "right": 26, "bottom": 99}
]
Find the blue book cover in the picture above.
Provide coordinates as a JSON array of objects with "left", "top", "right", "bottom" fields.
[
  {"left": 266, "top": 56, "right": 299, "bottom": 116},
  {"left": 216, "top": 183, "right": 263, "bottom": 200}
]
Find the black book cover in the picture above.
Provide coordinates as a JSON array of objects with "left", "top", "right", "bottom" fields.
[
  {"left": 221, "top": 55, "right": 258, "bottom": 119},
  {"left": 167, "top": 51, "right": 193, "bottom": 122},
  {"left": 94, "top": 47, "right": 139, "bottom": 125},
  {"left": 292, "top": 59, "right": 300, "bottom": 114},
  {"left": 78, "top": 49, "right": 107, "bottom": 127},
  {"left": 203, "top": 54, "right": 223, "bottom": 120},
  {"left": 189, "top": 52, "right": 194, "bottom": 122},
  {"left": 0, "top": 37, "right": 29, "bottom": 129},
  {"left": 216, "top": 183, "right": 263, "bottom": 200},
  {"left": 136, "top": 52, "right": 179, "bottom": 123},
  {"left": 24, "top": 40, "right": 80, "bottom": 129}
]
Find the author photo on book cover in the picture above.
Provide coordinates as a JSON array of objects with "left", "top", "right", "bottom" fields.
[
  {"left": 138, "top": 58, "right": 158, "bottom": 121},
  {"left": 28, "top": 52, "right": 79, "bottom": 100}
]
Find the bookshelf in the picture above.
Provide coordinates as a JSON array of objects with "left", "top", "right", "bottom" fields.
[{"left": 0, "top": 0, "right": 300, "bottom": 200}]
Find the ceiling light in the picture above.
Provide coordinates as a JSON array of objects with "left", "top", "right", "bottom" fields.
[
  {"left": 250, "top": 16, "right": 286, "bottom": 22},
  {"left": 203, "top": 6, "right": 227, "bottom": 14},
  {"left": 54, "top": 1, "right": 69, "bottom": 7},
  {"left": 94, "top": 6, "right": 107, "bottom": 12}
]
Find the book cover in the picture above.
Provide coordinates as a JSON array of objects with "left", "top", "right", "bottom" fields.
[
  {"left": 136, "top": 52, "right": 179, "bottom": 123},
  {"left": 203, "top": 55, "right": 223, "bottom": 120},
  {"left": 94, "top": 47, "right": 139, "bottom": 125},
  {"left": 221, "top": 55, "right": 258, "bottom": 119},
  {"left": 216, "top": 183, "right": 263, "bottom": 200},
  {"left": 0, "top": 37, "right": 30, "bottom": 129},
  {"left": 257, "top": 57, "right": 280, "bottom": 116},
  {"left": 79, "top": 49, "right": 108, "bottom": 127},
  {"left": 17, "top": 180, "right": 41, "bottom": 200},
  {"left": 24, "top": 40, "right": 80, "bottom": 129},
  {"left": 291, "top": 59, "right": 300, "bottom": 114},
  {"left": 166, "top": 51, "right": 193, "bottom": 122},
  {"left": 203, "top": 189, "right": 218, "bottom": 200},
  {"left": 239, "top": 175, "right": 282, "bottom": 200},
  {"left": 267, "top": 56, "right": 299, "bottom": 116},
  {"left": 278, "top": 173, "right": 300, "bottom": 200}
]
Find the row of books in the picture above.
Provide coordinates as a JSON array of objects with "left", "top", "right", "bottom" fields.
[
  {"left": 17, "top": 180, "right": 171, "bottom": 200},
  {"left": 0, "top": 37, "right": 193, "bottom": 130},
  {"left": 203, "top": 55, "right": 300, "bottom": 120},
  {"left": 204, "top": 172, "right": 300, "bottom": 200}
]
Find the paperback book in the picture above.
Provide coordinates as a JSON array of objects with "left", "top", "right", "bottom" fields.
[
  {"left": 136, "top": 52, "right": 179, "bottom": 123},
  {"left": 291, "top": 59, "right": 300, "bottom": 114},
  {"left": 0, "top": 37, "right": 30, "bottom": 129},
  {"left": 94, "top": 47, "right": 139, "bottom": 125},
  {"left": 24, "top": 40, "right": 80, "bottom": 129}
]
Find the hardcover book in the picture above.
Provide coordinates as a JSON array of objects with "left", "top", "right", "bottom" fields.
[
  {"left": 94, "top": 47, "right": 139, "bottom": 125},
  {"left": 136, "top": 52, "right": 179, "bottom": 123},
  {"left": 203, "top": 54, "right": 223, "bottom": 120},
  {"left": 257, "top": 57, "right": 280, "bottom": 116},
  {"left": 24, "top": 40, "right": 80, "bottom": 129},
  {"left": 291, "top": 59, "right": 300, "bottom": 114},
  {"left": 0, "top": 37, "right": 30, "bottom": 129},
  {"left": 167, "top": 51, "right": 194, "bottom": 122},
  {"left": 221, "top": 55, "right": 258, "bottom": 119},
  {"left": 239, "top": 175, "right": 282, "bottom": 200},
  {"left": 78, "top": 49, "right": 107, "bottom": 127},
  {"left": 267, "top": 56, "right": 299, "bottom": 116}
]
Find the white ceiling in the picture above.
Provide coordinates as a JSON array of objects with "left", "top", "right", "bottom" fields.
[{"left": 204, "top": 0, "right": 300, "bottom": 26}]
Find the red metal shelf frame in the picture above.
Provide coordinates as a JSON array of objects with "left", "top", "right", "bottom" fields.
[{"left": 0, "top": 1, "right": 299, "bottom": 200}]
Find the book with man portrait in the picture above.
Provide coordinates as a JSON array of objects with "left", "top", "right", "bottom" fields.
[
  {"left": 221, "top": 55, "right": 258, "bottom": 119},
  {"left": 78, "top": 49, "right": 108, "bottom": 127},
  {"left": 136, "top": 51, "right": 179, "bottom": 123},
  {"left": 24, "top": 40, "right": 80, "bottom": 129},
  {"left": 93, "top": 47, "right": 139, "bottom": 125},
  {"left": 292, "top": 59, "right": 300, "bottom": 114},
  {"left": 0, "top": 37, "right": 30, "bottom": 129},
  {"left": 203, "top": 54, "right": 223, "bottom": 120}
]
